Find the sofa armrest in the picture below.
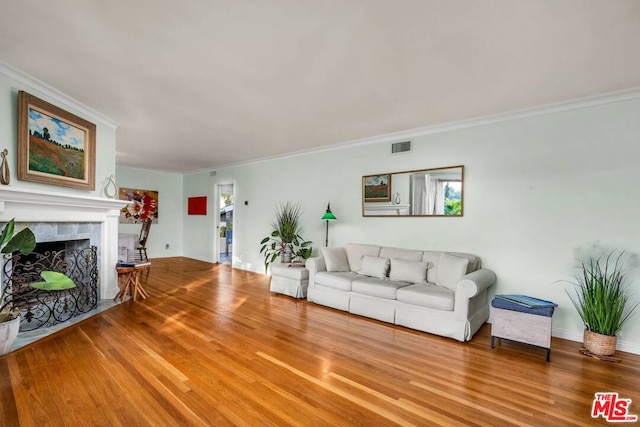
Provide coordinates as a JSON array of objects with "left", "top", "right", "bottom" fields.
[
  {"left": 456, "top": 269, "right": 497, "bottom": 299},
  {"left": 454, "top": 268, "right": 497, "bottom": 318},
  {"left": 305, "top": 256, "right": 326, "bottom": 286}
]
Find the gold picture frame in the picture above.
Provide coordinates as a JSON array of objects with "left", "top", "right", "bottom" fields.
[
  {"left": 363, "top": 173, "right": 392, "bottom": 202},
  {"left": 18, "top": 91, "right": 96, "bottom": 190}
]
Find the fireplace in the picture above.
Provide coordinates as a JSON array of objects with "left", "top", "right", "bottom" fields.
[
  {"left": 2, "top": 242, "right": 98, "bottom": 331},
  {"left": 7, "top": 238, "right": 90, "bottom": 301},
  {"left": 0, "top": 187, "right": 131, "bottom": 311}
]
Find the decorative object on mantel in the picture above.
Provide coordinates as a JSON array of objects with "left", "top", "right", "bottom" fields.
[
  {"left": 119, "top": 187, "right": 159, "bottom": 224},
  {"left": 17, "top": 91, "right": 96, "bottom": 190},
  {"left": 0, "top": 149, "right": 10, "bottom": 185},
  {"left": 259, "top": 202, "right": 312, "bottom": 273},
  {"left": 103, "top": 174, "right": 118, "bottom": 198},
  {"left": 563, "top": 249, "right": 639, "bottom": 358},
  {"left": 394, "top": 192, "right": 400, "bottom": 204},
  {"left": 321, "top": 202, "right": 337, "bottom": 247}
]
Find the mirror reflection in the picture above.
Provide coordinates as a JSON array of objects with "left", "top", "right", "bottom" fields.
[{"left": 362, "top": 165, "right": 463, "bottom": 217}]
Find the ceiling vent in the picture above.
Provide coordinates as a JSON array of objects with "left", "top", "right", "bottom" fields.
[{"left": 391, "top": 140, "right": 412, "bottom": 154}]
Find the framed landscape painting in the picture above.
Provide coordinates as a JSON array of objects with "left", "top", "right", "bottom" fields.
[
  {"left": 17, "top": 91, "right": 96, "bottom": 190},
  {"left": 363, "top": 173, "right": 392, "bottom": 202}
]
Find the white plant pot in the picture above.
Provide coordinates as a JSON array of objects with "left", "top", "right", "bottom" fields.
[{"left": 0, "top": 315, "right": 20, "bottom": 355}]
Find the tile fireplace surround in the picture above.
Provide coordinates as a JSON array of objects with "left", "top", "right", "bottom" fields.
[{"left": 0, "top": 186, "right": 129, "bottom": 301}]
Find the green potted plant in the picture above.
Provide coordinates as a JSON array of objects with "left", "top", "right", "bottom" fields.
[
  {"left": 259, "top": 202, "right": 312, "bottom": 272},
  {"left": 565, "top": 250, "right": 639, "bottom": 356},
  {"left": 0, "top": 219, "right": 75, "bottom": 355},
  {"left": 0, "top": 219, "right": 36, "bottom": 354}
]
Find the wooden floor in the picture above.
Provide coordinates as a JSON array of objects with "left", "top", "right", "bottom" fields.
[{"left": 1, "top": 258, "right": 639, "bottom": 426}]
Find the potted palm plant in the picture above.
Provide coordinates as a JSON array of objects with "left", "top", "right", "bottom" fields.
[
  {"left": 259, "top": 202, "right": 312, "bottom": 273},
  {"left": 0, "top": 219, "right": 36, "bottom": 354},
  {"left": 565, "top": 250, "right": 639, "bottom": 356}
]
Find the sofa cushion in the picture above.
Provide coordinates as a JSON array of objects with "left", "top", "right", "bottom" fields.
[
  {"left": 351, "top": 277, "right": 410, "bottom": 299},
  {"left": 422, "top": 251, "right": 441, "bottom": 283},
  {"left": 389, "top": 258, "right": 429, "bottom": 284},
  {"left": 448, "top": 252, "right": 480, "bottom": 273},
  {"left": 358, "top": 256, "right": 390, "bottom": 279},
  {"left": 379, "top": 247, "right": 423, "bottom": 262},
  {"left": 321, "top": 247, "right": 350, "bottom": 272},
  {"left": 344, "top": 244, "right": 380, "bottom": 272},
  {"left": 436, "top": 253, "right": 469, "bottom": 290},
  {"left": 270, "top": 264, "right": 309, "bottom": 280},
  {"left": 397, "top": 283, "right": 455, "bottom": 311},
  {"left": 315, "top": 271, "right": 358, "bottom": 291}
]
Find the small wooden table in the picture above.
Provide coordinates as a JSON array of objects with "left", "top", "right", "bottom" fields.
[{"left": 114, "top": 264, "right": 150, "bottom": 302}]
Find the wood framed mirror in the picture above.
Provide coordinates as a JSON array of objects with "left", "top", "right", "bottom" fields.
[{"left": 362, "top": 165, "right": 464, "bottom": 217}]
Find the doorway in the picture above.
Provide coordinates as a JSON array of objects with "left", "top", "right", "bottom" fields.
[{"left": 217, "top": 183, "right": 234, "bottom": 264}]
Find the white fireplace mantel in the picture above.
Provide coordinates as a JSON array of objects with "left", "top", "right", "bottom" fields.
[
  {"left": 0, "top": 187, "right": 130, "bottom": 221},
  {"left": 0, "top": 186, "right": 131, "bottom": 299}
]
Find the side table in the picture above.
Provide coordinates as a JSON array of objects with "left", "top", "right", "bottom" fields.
[
  {"left": 270, "top": 264, "right": 309, "bottom": 298},
  {"left": 115, "top": 264, "right": 151, "bottom": 302},
  {"left": 490, "top": 295, "right": 557, "bottom": 362}
]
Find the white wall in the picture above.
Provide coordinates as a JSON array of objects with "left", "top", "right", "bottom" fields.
[
  {"left": 183, "top": 94, "right": 640, "bottom": 353},
  {"left": 181, "top": 171, "right": 218, "bottom": 263},
  {"left": 116, "top": 165, "right": 184, "bottom": 258},
  {"left": 0, "top": 64, "right": 117, "bottom": 196},
  {"left": 179, "top": 173, "right": 239, "bottom": 264}
]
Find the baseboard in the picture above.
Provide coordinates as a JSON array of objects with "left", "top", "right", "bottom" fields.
[
  {"left": 552, "top": 327, "right": 640, "bottom": 355},
  {"left": 487, "top": 319, "right": 640, "bottom": 355}
]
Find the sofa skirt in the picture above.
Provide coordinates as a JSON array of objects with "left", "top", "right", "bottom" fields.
[
  {"left": 394, "top": 302, "right": 469, "bottom": 342},
  {"left": 349, "top": 293, "right": 396, "bottom": 323},
  {"left": 307, "top": 286, "right": 350, "bottom": 311}
]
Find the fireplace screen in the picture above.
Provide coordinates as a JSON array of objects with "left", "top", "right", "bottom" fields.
[{"left": 1, "top": 245, "right": 98, "bottom": 331}]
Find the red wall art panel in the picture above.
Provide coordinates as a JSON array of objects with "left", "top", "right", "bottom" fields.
[{"left": 188, "top": 196, "right": 207, "bottom": 215}]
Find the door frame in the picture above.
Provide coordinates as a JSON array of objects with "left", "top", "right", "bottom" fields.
[{"left": 214, "top": 181, "right": 235, "bottom": 264}]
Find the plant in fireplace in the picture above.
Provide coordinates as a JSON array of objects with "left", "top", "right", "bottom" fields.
[
  {"left": 1, "top": 219, "right": 79, "bottom": 355},
  {"left": 1, "top": 218, "right": 35, "bottom": 354},
  {"left": 0, "top": 219, "right": 36, "bottom": 322}
]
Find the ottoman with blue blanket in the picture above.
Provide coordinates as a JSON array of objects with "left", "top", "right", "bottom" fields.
[{"left": 490, "top": 295, "right": 557, "bottom": 362}]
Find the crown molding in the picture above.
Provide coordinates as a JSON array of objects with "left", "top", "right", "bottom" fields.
[
  {"left": 196, "top": 85, "right": 640, "bottom": 175},
  {"left": 0, "top": 60, "right": 119, "bottom": 130}
]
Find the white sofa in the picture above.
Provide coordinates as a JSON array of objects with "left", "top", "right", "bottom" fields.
[{"left": 305, "top": 244, "right": 496, "bottom": 341}]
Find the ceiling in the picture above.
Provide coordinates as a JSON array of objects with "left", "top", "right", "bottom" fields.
[{"left": 1, "top": 1, "right": 639, "bottom": 173}]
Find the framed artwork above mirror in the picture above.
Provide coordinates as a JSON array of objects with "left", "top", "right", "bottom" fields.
[{"left": 362, "top": 165, "right": 464, "bottom": 217}]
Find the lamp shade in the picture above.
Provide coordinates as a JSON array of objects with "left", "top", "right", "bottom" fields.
[
  {"left": 321, "top": 211, "right": 336, "bottom": 221},
  {"left": 322, "top": 203, "right": 337, "bottom": 221}
]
